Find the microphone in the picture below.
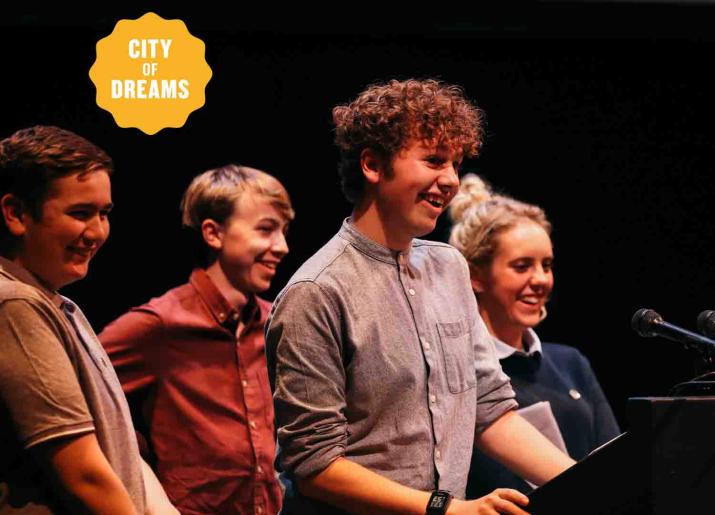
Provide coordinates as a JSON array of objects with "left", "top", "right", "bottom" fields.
[
  {"left": 697, "top": 310, "right": 715, "bottom": 339},
  {"left": 631, "top": 308, "right": 715, "bottom": 356}
]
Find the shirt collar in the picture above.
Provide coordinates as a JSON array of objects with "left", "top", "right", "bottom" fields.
[
  {"left": 189, "top": 268, "right": 261, "bottom": 328},
  {"left": 0, "top": 256, "right": 64, "bottom": 308},
  {"left": 492, "top": 328, "right": 543, "bottom": 360},
  {"left": 339, "top": 217, "right": 411, "bottom": 265}
]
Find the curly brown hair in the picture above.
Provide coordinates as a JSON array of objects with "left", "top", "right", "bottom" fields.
[
  {"left": 0, "top": 125, "right": 113, "bottom": 241},
  {"left": 332, "top": 78, "right": 484, "bottom": 203}
]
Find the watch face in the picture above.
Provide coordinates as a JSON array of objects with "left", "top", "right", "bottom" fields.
[{"left": 429, "top": 494, "right": 449, "bottom": 508}]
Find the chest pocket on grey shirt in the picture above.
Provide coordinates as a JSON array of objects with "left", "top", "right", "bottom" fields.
[{"left": 437, "top": 320, "right": 477, "bottom": 394}]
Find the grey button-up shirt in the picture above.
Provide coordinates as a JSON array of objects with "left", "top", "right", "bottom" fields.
[{"left": 266, "top": 219, "right": 516, "bottom": 510}]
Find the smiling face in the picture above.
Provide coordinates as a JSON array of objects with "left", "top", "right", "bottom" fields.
[
  {"left": 212, "top": 194, "right": 289, "bottom": 294},
  {"left": 472, "top": 220, "right": 554, "bottom": 346},
  {"left": 9, "top": 170, "right": 113, "bottom": 291},
  {"left": 372, "top": 140, "right": 462, "bottom": 248}
]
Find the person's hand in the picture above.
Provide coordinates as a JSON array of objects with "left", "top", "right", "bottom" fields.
[{"left": 447, "top": 488, "right": 530, "bottom": 514}]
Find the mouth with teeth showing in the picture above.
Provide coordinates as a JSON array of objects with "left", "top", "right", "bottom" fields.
[
  {"left": 418, "top": 192, "right": 446, "bottom": 211},
  {"left": 68, "top": 246, "right": 95, "bottom": 260},
  {"left": 518, "top": 296, "right": 545, "bottom": 312},
  {"left": 257, "top": 260, "right": 279, "bottom": 273}
]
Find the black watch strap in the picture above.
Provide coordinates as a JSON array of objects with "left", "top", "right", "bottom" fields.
[{"left": 426, "top": 490, "right": 453, "bottom": 515}]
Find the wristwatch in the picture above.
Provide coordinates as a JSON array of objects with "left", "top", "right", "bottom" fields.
[{"left": 426, "top": 490, "right": 453, "bottom": 515}]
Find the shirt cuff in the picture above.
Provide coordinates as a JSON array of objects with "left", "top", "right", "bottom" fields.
[{"left": 475, "top": 395, "right": 519, "bottom": 434}]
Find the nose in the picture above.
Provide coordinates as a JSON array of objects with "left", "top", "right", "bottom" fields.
[
  {"left": 530, "top": 265, "right": 552, "bottom": 290},
  {"left": 272, "top": 231, "right": 289, "bottom": 257},
  {"left": 437, "top": 163, "right": 459, "bottom": 195},
  {"left": 83, "top": 214, "right": 110, "bottom": 245}
]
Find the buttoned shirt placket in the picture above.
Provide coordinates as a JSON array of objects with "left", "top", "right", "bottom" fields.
[{"left": 396, "top": 250, "right": 446, "bottom": 488}]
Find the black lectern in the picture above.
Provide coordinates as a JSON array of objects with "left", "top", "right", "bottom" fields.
[{"left": 528, "top": 397, "right": 715, "bottom": 514}]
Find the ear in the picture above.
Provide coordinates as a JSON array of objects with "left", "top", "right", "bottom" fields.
[
  {"left": 359, "top": 148, "right": 384, "bottom": 186},
  {"left": 0, "top": 194, "right": 29, "bottom": 237},
  {"left": 469, "top": 264, "right": 488, "bottom": 294},
  {"left": 201, "top": 219, "right": 224, "bottom": 252}
]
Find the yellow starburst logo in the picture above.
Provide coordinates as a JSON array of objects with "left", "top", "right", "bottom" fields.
[{"left": 89, "top": 12, "right": 212, "bottom": 135}]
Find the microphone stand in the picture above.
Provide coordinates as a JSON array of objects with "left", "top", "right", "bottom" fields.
[
  {"left": 671, "top": 329, "right": 715, "bottom": 396},
  {"left": 632, "top": 308, "right": 715, "bottom": 396}
]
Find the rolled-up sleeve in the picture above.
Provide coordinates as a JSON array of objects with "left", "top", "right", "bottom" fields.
[
  {"left": 452, "top": 252, "right": 518, "bottom": 433},
  {"left": 266, "top": 281, "right": 348, "bottom": 478},
  {"left": 472, "top": 314, "right": 518, "bottom": 433}
]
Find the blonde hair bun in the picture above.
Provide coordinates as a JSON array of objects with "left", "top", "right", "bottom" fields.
[{"left": 449, "top": 173, "right": 492, "bottom": 223}]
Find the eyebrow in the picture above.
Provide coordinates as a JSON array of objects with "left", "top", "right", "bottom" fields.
[
  {"left": 508, "top": 256, "right": 554, "bottom": 263},
  {"left": 257, "top": 216, "right": 280, "bottom": 224},
  {"left": 67, "top": 202, "right": 114, "bottom": 211},
  {"left": 423, "top": 148, "right": 463, "bottom": 161}
]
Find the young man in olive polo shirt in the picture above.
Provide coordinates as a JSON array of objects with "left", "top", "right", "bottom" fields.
[{"left": 0, "top": 125, "right": 175, "bottom": 514}]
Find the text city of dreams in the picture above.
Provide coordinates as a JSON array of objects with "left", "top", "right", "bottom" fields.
[{"left": 111, "top": 39, "right": 190, "bottom": 99}]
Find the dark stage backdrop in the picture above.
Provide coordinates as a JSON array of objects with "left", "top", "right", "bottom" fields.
[{"left": 4, "top": 4, "right": 715, "bottom": 428}]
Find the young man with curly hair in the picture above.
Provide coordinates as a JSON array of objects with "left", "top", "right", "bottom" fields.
[{"left": 266, "top": 79, "right": 575, "bottom": 515}]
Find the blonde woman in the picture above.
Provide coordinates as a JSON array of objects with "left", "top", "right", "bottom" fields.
[{"left": 449, "top": 174, "right": 620, "bottom": 498}]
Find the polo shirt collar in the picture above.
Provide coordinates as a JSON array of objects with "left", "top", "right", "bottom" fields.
[{"left": 0, "top": 256, "right": 64, "bottom": 308}]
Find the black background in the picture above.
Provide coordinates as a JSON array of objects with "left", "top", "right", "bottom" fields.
[{"left": 4, "top": 3, "right": 715, "bottom": 429}]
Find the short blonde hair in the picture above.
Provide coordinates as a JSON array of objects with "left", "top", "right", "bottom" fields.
[
  {"left": 449, "top": 174, "right": 550, "bottom": 267},
  {"left": 180, "top": 164, "right": 294, "bottom": 229}
]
